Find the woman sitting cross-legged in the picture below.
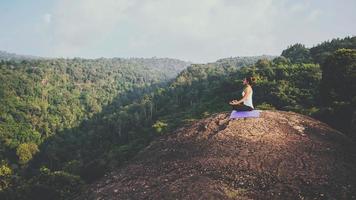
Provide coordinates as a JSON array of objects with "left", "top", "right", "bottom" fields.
[{"left": 229, "top": 77, "right": 255, "bottom": 111}]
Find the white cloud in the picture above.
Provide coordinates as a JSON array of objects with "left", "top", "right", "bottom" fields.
[
  {"left": 48, "top": 0, "right": 133, "bottom": 55},
  {"left": 43, "top": 13, "right": 52, "bottom": 24},
  {"left": 36, "top": 0, "right": 355, "bottom": 62},
  {"left": 123, "top": 0, "right": 281, "bottom": 61},
  {"left": 307, "top": 9, "right": 322, "bottom": 22}
]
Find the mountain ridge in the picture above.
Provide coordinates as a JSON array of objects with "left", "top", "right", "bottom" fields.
[
  {"left": 0, "top": 50, "right": 277, "bottom": 67},
  {"left": 0, "top": 50, "right": 42, "bottom": 61}
]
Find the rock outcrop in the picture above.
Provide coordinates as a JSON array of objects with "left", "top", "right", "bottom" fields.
[{"left": 81, "top": 110, "right": 356, "bottom": 200}]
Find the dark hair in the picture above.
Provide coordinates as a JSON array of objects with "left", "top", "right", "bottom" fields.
[{"left": 246, "top": 77, "right": 256, "bottom": 85}]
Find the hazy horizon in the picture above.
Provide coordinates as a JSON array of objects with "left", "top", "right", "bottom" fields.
[{"left": 1, "top": 0, "right": 355, "bottom": 63}]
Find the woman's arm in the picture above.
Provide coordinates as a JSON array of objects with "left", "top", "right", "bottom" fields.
[{"left": 229, "top": 87, "right": 251, "bottom": 105}]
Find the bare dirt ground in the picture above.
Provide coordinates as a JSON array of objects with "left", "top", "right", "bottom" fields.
[{"left": 81, "top": 110, "right": 356, "bottom": 200}]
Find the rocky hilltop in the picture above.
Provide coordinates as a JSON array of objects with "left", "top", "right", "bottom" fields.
[{"left": 81, "top": 111, "right": 356, "bottom": 200}]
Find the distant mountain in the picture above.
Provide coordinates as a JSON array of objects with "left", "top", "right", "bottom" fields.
[
  {"left": 102, "top": 57, "right": 192, "bottom": 75},
  {"left": 0, "top": 50, "right": 272, "bottom": 69},
  {"left": 215, "top": 55, "right": 276, "bottom": 68},
  {"left": 0, "top": 50, "right": 42, "bottom": 61}
]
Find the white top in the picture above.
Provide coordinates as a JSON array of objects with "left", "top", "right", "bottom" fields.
[{"left": 242, "top": 89, "right": 254, "bottom": 108}]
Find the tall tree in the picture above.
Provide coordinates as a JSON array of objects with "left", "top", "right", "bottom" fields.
[
  {"left": 320, "top": 49, "right": 356, "bottom": 105},
  {"left": 319, "top": 48, "right": 356, "bottom": 135},
  {"left": 281, "top": 43, "right": 313, "bottom": 64}
]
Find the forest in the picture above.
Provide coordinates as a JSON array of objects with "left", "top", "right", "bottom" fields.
[{"left": 0, "top": 36, "right": 355, "bottom": 199}]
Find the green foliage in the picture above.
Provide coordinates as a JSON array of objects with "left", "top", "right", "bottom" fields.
[
  {"left": 16, "top": 143, "right": 39, "bottom": 165},
  {"left": 0, "top": 162, "right": 12, "bottom": 191},
  {"left": 320, "top": 49, "right": 356, "bottom": 104},
  {"left": 20, "top": 167, "right": 84, "bottom": 200},
  {"left": 0, "top": 57, "right": 188, "bottom": 164},
  {"left": 318, "top": 48, "right": 356, "bottom": 134},
  {"left": 152, "top": 120, "right": 168, "bottom": 134},
  {"left": 0, "top": 57, "right": 188, "bottom": 199},
  {"left": 255, "top": 58, "right": 272, "bottom": 68},
  {"left": 272, "top": 56, "right": 290, "bottom": 65},
  {"left": 310, "top": 36, "right": 356, "bottom": 64},
  {"left": 281, "top": 43, "right": 313, "bottom": 63},
  {"left": 216, "top": 56, "right": 275, "bottom": 68},
  {"left": 256, "top": 103, "right": 276, "bottom": 110},
  {"left": 62, "top": 160, "right": 81, "bottom": 175}
]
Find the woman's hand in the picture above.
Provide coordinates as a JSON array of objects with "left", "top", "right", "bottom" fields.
[{"left": 229, "top": 100, "right": 240, "bottom": 105}]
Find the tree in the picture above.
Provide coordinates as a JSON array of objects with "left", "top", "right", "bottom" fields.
[
  {"left": 272, "top": 56, "right": 290, "bottom": 65},
  {"left": 0, "top": 162, "right": 12, "bottom": 191},
  {"left": 22, "top": 167, "right": 84, "bottom": 200},
  {"left": 310, "top": 36, "right": 356, "bottom": 64},
  {"left": 320, "top": 49, "right": 356, "bottom": 105},
  {"left": 255, "top": 58, "right": 272, "bottom": 68},
  {"left": 152, "top": 120, "right": 168, "bottom": 134},
  {"left": 318, "top": 49, "right": 356, "bottom": 135},
  {"left": 281, "top": 43, "right": 313, "bottom": 64},
  {"left": 16, "top": 143, "right": 39, "bottom": 165}
]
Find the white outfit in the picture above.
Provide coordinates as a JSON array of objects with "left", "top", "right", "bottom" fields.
[{"left": 242, "top": 89, "right": 254, "bottom": 109}]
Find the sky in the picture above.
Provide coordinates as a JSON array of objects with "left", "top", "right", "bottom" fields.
[{"left": 0, "top": 0, "right": 355, "bottom": 63}]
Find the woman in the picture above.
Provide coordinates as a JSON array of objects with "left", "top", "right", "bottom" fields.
[{"left": 229, "top": 77, "right": 255, "bottom": 111}]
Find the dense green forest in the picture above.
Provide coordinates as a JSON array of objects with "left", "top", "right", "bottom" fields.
[
  {"left": 0, "top": 57, "right": 190, "bottom": 198},
  {"left": 0, "top": 36, "right": 355, "bottom": 199}
]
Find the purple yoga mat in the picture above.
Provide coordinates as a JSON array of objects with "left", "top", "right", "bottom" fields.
[{"left": 229, "top": 110, "right": 261, "bottom": 119}]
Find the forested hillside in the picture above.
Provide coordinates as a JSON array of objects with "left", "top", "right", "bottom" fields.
[
  {"left": 0, "top": 55, "right": 265, "bottom": 199},
  {"left": 0, "top": 36, "right": 355, "bottom": 199},
  {"left": 0, "top": 57, "right": 190, "bottom": 198}
]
